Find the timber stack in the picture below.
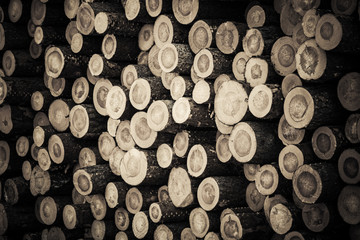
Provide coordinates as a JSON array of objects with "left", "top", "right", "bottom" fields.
[{"left": 0, "top": 0, "right": 359, "bottom": 239}]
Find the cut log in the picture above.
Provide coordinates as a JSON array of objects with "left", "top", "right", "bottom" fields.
[
  {"left": 98, "top": 132, "right": 116, "bottom": 161},
  {"left": 8, "top": 0, "right": 31, "bottom": 24},
  {"left": 158, "top": 185, "right": 170, "bottom": 202},
  {"left": 31, "top": 90, "right": 53, "bottom": 112},
  {"left": 245, "top": 2, "right": 279, "bottom": 28},
  {"left": 105, "top": 181, "right": 129, "bottom": 209},
  {"left": 331, "top": 0, "right": 358, "bottom": 15},
  {"left": 72, "top": 187, "right": 86, "bottom": 205},
  {"left": 194, "top": 48, "right": 233, "bottom": 79},
  {"left": 284, "top": 85, "right": 345, "bottom": 129},
  {"left": 33, "top": 111, "right": 50, "bottom": 129},
  {"left": 62, "top": 204, "right": 92, "bottom": 230},
  {"left": 302, "top": 9, "right": 320, "bottom": 38},
  {"left": 90, "top": 194, "right": 115, "bottom": 220},
  {"left": 45, "top": 46, "right": 89, "bottom": 79},
  {"left": 34, "top": 25, "right": 67, "bottom": 46},
  {"left": 2, "top": 49, "right": 44, "bottom": 77},
  {"left": 181, "top": 227, "right": 197, "bottom": 240},
  {"left": 278, "top": 143, "right": 317, "bottom": 180},
  {"left": 216, "top": 134, "right": 232, "bottom": 163},
  {"left": 71, "top": 33, "right": 103, "bottom": 56},
  {"left": 154, "top": 223, "right": 189, "bottom": 240},
  {"left": 197, "top": 176, "right": 247, "bottom": 211},
  {"left": 170, "top": 75, "right": 194, "bottom": 101},
  {"left": 78, "top": 146, "right": 102, "bottom": 168},
  {"left": 115, "top": 120, "right": 135, "bottom": 151},
  {"left": 173, "top": 129, "right": 216, "bottom": 158},
  {"left": 30, "top": 142, "right": 41, "bottom": 161},
  {"left": 168, "top": 165, "right": 201, "bottom": 208},
  {"left": 147, "top": 45, "right": 162, "bottom": 77},
  {"left": 281, "top": 73, "right": 302, "bottom": 98},
  {"left": 76, "top": 2, "right": 122, "bottom": 35},
  {"left": 215, "top": 115, "right": 233, "bottom": 135},
  {"left": 338, "top": 148, "right": 360, "bottom": 184},
  {"left": 149, "top": 200, "right": 189, "bottom": 223},
  {"left": 91, "top": 219, "right": 118, "bottom": 240},
  {"left": 214, "top": 80, "right": 251, "bottom": 126},
  {"left": 108, "top": 118, "right": 120, "bottom": 137},
  {"left": 48, "top": 77, "right": 72, "bottom": 98},
  {"left": 264, "top": 194, "right": 288, "bottom": 224},
  {"left": 145, "top": 0, "right": 172, "bottom": 17},
  {"left": 190, "top": 64, "right": 204, "bottom": 84},
  {"left": 105, "top": 85, "right": 133, "bottom": 119},
  {"left": 102, "top": 34, "right": 139, "bottom": 62},
  {"left": 245, "top": 56, "right": 279, "bottom": 87},
  {"left": 280, "top": 1, "right": 302, "bottom": 35},
  {"left": 129, "top": 77, "right": 169, "bottom": 110},
  {"left": 158, "top": 43, "right": 193, "bottom": 74},
  {"left": 132, "top": 211, "right": 156, "bottom": 239},
  {"left": 215, "top": 21, "right": 247, "bottom": 55},
  {"left": 316, "top": 14, "right": 360, "bottom": 54},
  {"left": 337, "top": 72, "right": 360, "bottom": 112},
  {"left": 147, "top": 100, "right": 180, "bottom": 133},
  {"left": 246, "top": 181, "right": 266, "bottom": 212},
  {"left": 187, "top": 144, "right": 235, "bottom": 178},
  {"left": 65, "top": 20, "right": 79, "bottom": 45},
  {"left": 292, "top": 23, "right": 312, "bottom": 49},
  {"left": 243, "top": 163, "right": 260, "bottom": 182},
  {"left": 29, "top": 38, "right": 43, "bottom": 60},
  {"left": 255, "top": 164, "right": 285, "bottom": 196},
  {"left": 0, "top": 76, "right": 44, "bottom": 106},
  {"left": 109, "top": 146, "right": 125, "bottom": 176},
  {"left": 291, "top": 0, "right": 320, "bottom": 16},
  {"left": 94, "top": 11, "right": 142, "bottom": 37},
  {"left": 0, "top": 104, "right": 34, "bottom": 136},
  {"left": 156, "top": 142, "right": 179, "bottom": 167},
  {"left": 4, "top": 176, "right": 31, "bottom": 205},
  {"left": 93, "top": 78, "right": 112, "bottom": 116},
  {"left": 138, "top": 24, "right": 154, "bottom": 51},
  {"left": 138, "top": 50, "right": 149, "bottom": 65},
  {"left": 189, "top": 207, "right": 220, "bottom": 238},
  {"left": 345, "top": 114, "right": 360, "bottom": 144},
  {"left": 154, "top": 14, "right": 189, "bottom": 48},
  {"left": 121, "top": 64, "right": 153, "bottom": 89},
  {"left": 72, "top": 77, "right": 92, "bottom": 104},
  {"left": 338, "top": 185, "right": 360, "bottom": 225},
  {"left": 48, "top": 133, "right": 83, "bottom": 164},
  {"left": 64, "top": 0, "right": 80, "bottom": 19},
  {"left": 125, "top": 186, "right": 158, "bottom": 214},
  {"left": 31, "top": 0, "right": 67, "bottom": 26},
  {"left": 278, "top": 114, "right": 306, "bottom": 145},
  {"left": 88, "top": 54, "right": 126, "bottom": 78},
  {"left": 130, "top": 111, "right": 158, "bottom": 148},
  {"left": 269, "top": 202, "right": 302, "bottom": 235},
  {"left": 248, "top": 84, "right": 283, "bottom": 119},
  {"left": 38, "top": 196, "right": 72, "bottom": 225},
  {"left": 229, "top": 121, "right": 282, "bottom": 163},
  {"left": 0, "top": 22, "right": 30, "bottom": 51},
  {"left": 243, "top": 26, "right": 282, "bottom": 57},
  {"left": 22, "top": 160, "right": 36, "bottom": 181},
  {"left": 271, "top": 36, "right": 297, "bottom": 76},
  {"left": 205, "top": 232, "right": 221, "bottom": 240},
  {"left": 188, "top": 19, "right": 219, "bottom": 54},
  {"left": 220, "top": 207, "right": 268, "bottom": 240},
  {"left": 0, "top": 203, "right": 41, "bottom": 237},
  {"left": 172, "top": 97, "right": 215, "bottom": 128},
  {"left": 37, "top": 147, "right": 52, "bottom": 171},
  {"left": 311, "top": 126, "right": 349, "bottom": 160},
  {"left": 121, "top": 0, "right": 150, "bottom": 22},
  {"left": 301, "top": 202, "right": 330, "bottom": 232},
  {"left": 172, "top": 0, "right": 247, "bottom": 25},
  {"left": 232, "top": 52, "right": 249, "bottom": 81},
  {"left": 292, "top": 163, "right": 342, "bottom": 204},
  {"left": 115, "top": 207, "right": 132, "bottom": 231},
  {"left": 73, "top": 164, "right": 117, "bottom": 196}
]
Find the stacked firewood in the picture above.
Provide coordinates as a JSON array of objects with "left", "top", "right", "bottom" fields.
[{"left": 0, "top": 0, "right": 359, "bottom": 239}]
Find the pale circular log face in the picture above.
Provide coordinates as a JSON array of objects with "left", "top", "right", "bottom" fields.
[{"left": 270, "top": 203, "right": 292, "bottom": 235}]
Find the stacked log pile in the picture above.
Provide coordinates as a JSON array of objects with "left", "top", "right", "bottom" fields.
[{"left": 0, "top": 0, "right": 359, "bottom": 239}]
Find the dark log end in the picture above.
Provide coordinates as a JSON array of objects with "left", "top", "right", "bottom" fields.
[
  {"left": 246, "top": 182, "right": 266, "bottom": 212},
  {"left": 338, "top": 148, "right": 360, "bottom": 184},
  {"left": 115, "top": 207, "right": 130, "bottom": 231},
  {"left": 255, "top": 164, "right": 279, "bottom": 196},
  {"left": 302, "top": 203, "right": 329, "bottom": 232},
  {"left": 293, "top": 164, "right": 321, "bottom": 204},
  {"left": 337, "top": 72, "right": 360, "bottom": 112},
  {"left": 338, "top": 185, "right": 360, "bottom": 225}
]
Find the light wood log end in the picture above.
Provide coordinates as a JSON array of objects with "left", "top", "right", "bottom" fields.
[
  {"left": 172, "top": 0, "right": 199, "bottom": 25},
  {"left": 156, "top": 143, "right": 173, "bottom": 168},
  {"left": 168, "top": 166, "right": 193, "bottom": 207},
  {"left": 115, "top": 120, "right": 135, "bottom": 151},
  {"left": 129, "top": 78, "right": 151, "bottom": 111},
  {"left": 293, "top": 164, "right": 321, "bottom": 204},
  {"left": 255, "top": 164, "right": 279, "bottom": 196},
  {"left": 216, "top": 21, "right": 240, "bottom": 55},
  {"left": 120, "top": 148, "right": 147, "bottom": 186},
  {"left": 132, "top": 211, "right": 149, "bottom": 239},
  {"left": 109, "top": 147, "right": 125, "bottom": 176},
  {"left": 189, "top": 207, "right": 210, "bottom": 238},
  {"left": 188, "top": 20, "right": 212, "bottom": 54},
  {"left": 154, "top": 15, "right": 173, "bottom": 48},
  {"left": 197, "top": 177, "right": 219, "bottom": 211},
  {"left": 130, "top": 111, "right": 157, "bottom": 149},
  {"left": 279, "top": 145, "right": 304, "bottom": 180},
  {"left": 193, "top": 49, "right": 213, "bottom": 78},
  {"left": 311, "top": 126, "right": 337, "bottom": 160},
  {"left": 229, "top": 122, "right": 256, "bottom": 163},
  {"left": 139, "top": 23, "right": 154, "bottom": 51},
  {"left": 106, "top": 86, "right": 127, "bottom": 119}
]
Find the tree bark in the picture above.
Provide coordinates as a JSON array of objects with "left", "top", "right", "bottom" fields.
[
  {"left": 158, "top": 43, "right": 194, "bottom": 74},
  {"left": 31, "top": 0, "right": 68, "bottom": 26},
  {"left": 337, "top": 185, "right": 360, "bottom": 225},
  {"left": 71, "top": 33, "right": 103, "bottom": 56},
  {"left": 102, "top": 34, "right": 140, "bottom": 62},
  {"left": 62, "top": 204, "right": 93, "bottom": 230},
  {"left": 0, "top": 104, "right": 34, "bottom": 136},
  {"left": 125, "top": 186, "right": 158, "bottom": 214},
  {"left": 149, "top": 200, "right": 190, "bottom": 224},
  {"left": 88, "top": 53, "right": 126, "bottom": 78},
  {"left": 105, "top": 181, "right": 129, "bottom": 209},
  {"left": 2, "top": 49, "right": 44, "bottom": 77}
]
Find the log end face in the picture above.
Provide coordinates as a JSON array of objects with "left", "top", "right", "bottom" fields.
[
  {"left": 16, "top": 136, "right": 29, "bottom": 157},
  {"left": 246, "top": 5, "right": 266, "bottom": 28},
  {"left": 139, "top": 24, "right": 154, "bottom": 51},
  {"left": 156, "top": 143, "right": 173, "bottom": 168},
  {"left": 72, "top": 77, "right": 89, "bottom": 104},
  {"left": 4, "top": 178, "right": 19, "bottom": 205},
  {"left": 33, "top": 126, "right": 44, "bottom": 148},
  {"left": 302, "top": 9, "right": 319, "bottom": 38},
  {"left": 246, "top": 181, "right": 266, "bottom": 212},
  {"left": 338, "top": 149, "right": 360, "bottom": 185},
  {"left": 120, "top": 148, "right": 147, "bottom": 186},
  {"left": 172, "top": 0, "right": 199, "bottom": 25},
  {"left": 66, "top": 21, "right": 79, "bottom": 45},
  {"left": 0, "top": 141, "right": 10, "bottom": 176},
  {"left": 315, "top": 13, "right": 342, "bottom": 51},
  {"left": 281, "top": 74, "right": 302, "bottom": 98},
  {"left": 244, "top": 57, "right": 268, "bottom": 87},
  {"left": 147, "top": 100, "right": 169, "bottom": 132},
  {"left": 284, "top": 87, "right": 314, "bottom": 129},
  {"left": 88, "top": 54, "right": 104, "bottom": 77},
  {"left": 98, "top": 132, "right": 116, "bottom": 161},
  {"left": 337, "top": 72, "right": 360, "bottom": 112},
  {"left": 345, "top": 114, "right": 360, "bottom": 144},
  {"left": 148, "top": 45, "right": 162, "bottom": 77},
  {"left": 190, "top": 207, "right": 210, "bottom": 238},
  {"left": 302, "top": 203, "right": 329, "bottom": 232},
  {"left": 37, "top": 148, "right": 51, "bottom": 171},
  {"left": 173, "top": 130, "right": 189, "bottom": 158},
  {"left": 121, "top": 64, "right": 137, "bottom": 89},
  {"left": 311, "top": 127, "right": 336, "bottom": 160},
  {"left": 34, "top": 26, "right": 43, "bottom": 45},
  {"left": 106, "top": 86, "right": 127, "bottom": 119},
  {"left": 293, "top": 164, "right": 321, "bottom": 204},
  {"left": 154, "top": 224, "right": 172, "bottom": 240},
  {"left": 244, "top": 163, "right": 260, "bottom": 182},
  {"left": 194, "top": 49, "right": 213, "bottom": 79},
  {"left": 109, "top": 147, "right": 125, "bottom": 176},
  {"left": 48, "top": 134, "right": 64, "bottom": 164},
  {"left": 338, "top": 185, "right": 360, "bottom": 225},
  {"left": 248, "top": 84, "right": 273, "bottom": 118},
  {"left": 158, "top": 43, "right": 178, "bottom": 73},
  {"left": 63, "top": 204, "right": 77, "bottom": 230},
  {"left": 129, "top": 78, "right": 151, "bottom": 111},
  {"left": 181, "top": 228, "right": 197, "bottom": 240},
  {"left": 216, "top": 21, "right": 239, "bottom": 55},
  {"left": 216, "top": 134, "right": 232, "bottom": 163},
  {"left": 45, "top": 47, "right": 64, "bottom": 79},
  {"left": 255, "top": 165, "right": 279, "bottom": 196},
  {"left": 149, "top": 202, "right": 162, "bottom": 223},
  {"left": 279, "top": 145, "right": 304, "bottom": 180},
  {"left": 73, "top": 169, "right": 92, "bottom": 196},
  {"left": 71, "top": 33, "right": 83, "bottom": 54},
  {"left": 90, "top": 194, "right": 107, "bottom": 220},
  {"left": 130, "top": 111, "right": 157, "bottom": 149},
  {"left": 132, "top": 211, "right": 149, "bottom": 239},
  {"left": 331, "top": 0, "right": 358, "bottom": 15},
  {"left": 115, "top": 207, "right": 130, "bottom": 231},
  {"left": 187, "top": 144, "right": 207, "bottom": 178},
  {"left": 105, "top": 182, "right": 119, "bottom": 209},
  {"left": 170, "top": 76, "right": 186, "bottom": 101},
  {"left": 116, "top": 120, "right": 135, "bottom": 151},
  {"left": 154, "top": 15, "right": 173, "bottom": 48},
  {"left": 40, "top": 196, "right": 57, "bottom": 225},
  {"left": 278, "top": 115, "right": 305, "bottom": 145},
  {"left": 172, "top": 97, "right": 190, "bottom": 124},
  {"left": 146, "top": 0, "right": 161, "bottom": 17},
  {"left": 243, "top": 29, "right": 263, "bottom": 57},
  {"left": 93, "top": 79, "right": 112, "bottom": 116},
  {"left": 232, "top": 52, "right": 249, "bottom": 81},
  {"left": 102, "top": 34, "right": 116, "bottom": 60},
  {"left": 269, "top": 203, "right": 293, "bottom": 235},
  {"left": 193, "top": 80, "right": 211, "bottom": 104},
  {"left": 197, "top": 177, "right": 219, "bottom": 211},
  {"left": 76, "top": 2, "right": 95, "bottom": 35},
  {"left": 271, "top": 36, "right": 297, "bottom": 76},
  {"left": 220, "top": 213, "right": 242, "bottom": 240},
  {"left": 124, "top": 0, "right": 140, "bottom": 21},
  {"left": 189, "top": 20, "right": 212, "bottom": 54},
  {"left": 229, "top": 122, "right": 256, "bottom": 163},
  {"left": 31, "top": 91, "right": 45, "bottom": 112},
  {"left": 64, "top": 0, "right": 80, "bottom": 20},
  {"left": 125, "top": 187, "right": 142, "bottom": 214},
  {"left": 91, "top": 220, "right": 106, "bottom": 240},
  {"left": 168, "top": 166, "right": 193, "bottom": 207},
  {"left": 31, "top": 0, "right": 46, "bottom": 25},
  {"left": 22, "top": 161, "right": 32, "bottom": 181},
  {"left": 2, "top": 50, "right": 15, "bottom": 77},
  {"left": 94, "top": 12, "right": 108, "bottom": 34},
  {"left": 0, "top": 203, "right": 8, "bottom": 236}
]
